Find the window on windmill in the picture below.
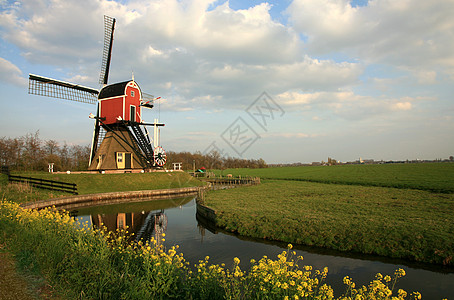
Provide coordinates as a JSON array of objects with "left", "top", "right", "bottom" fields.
[
  {"left": 131, "top": 91, "right": 135, "bottom": 97},
  {"left": 117, "top": 152, "right": 123, "bottom": 163}
]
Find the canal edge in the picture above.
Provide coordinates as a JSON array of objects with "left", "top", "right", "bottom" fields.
[{"left": 20, "top": 186, "right": 206, "bottom": 210}]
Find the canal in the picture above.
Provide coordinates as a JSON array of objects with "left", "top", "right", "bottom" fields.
[{"left": 72, "top": 197, "right": 453, "bottom": 299}]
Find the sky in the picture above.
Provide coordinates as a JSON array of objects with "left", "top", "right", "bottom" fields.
[{"left": 0, "top": 0, "right": 453, "bottom": 164}]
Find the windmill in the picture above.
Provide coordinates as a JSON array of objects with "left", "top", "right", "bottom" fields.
[{"left": 28, "top": 16, "right": 167, "bottom": 171}]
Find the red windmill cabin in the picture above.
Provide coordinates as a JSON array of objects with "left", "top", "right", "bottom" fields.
[{"left": 28, "top": 16, "right": 167, "bottom": 172}]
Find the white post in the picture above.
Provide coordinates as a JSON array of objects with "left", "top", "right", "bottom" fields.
[{"left": 154, "top": 118, "right": 160, "bottom": 148}]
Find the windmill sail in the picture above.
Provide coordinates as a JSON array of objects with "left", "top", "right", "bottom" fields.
[
  {"left": 28, "top": 74, "right": 98, "bottom": 104},
  {"left": 99, "top": 15, "right": 116, "bottom": 85}
]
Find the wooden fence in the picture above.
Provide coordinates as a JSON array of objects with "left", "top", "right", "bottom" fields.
[
  {"left": 8, "top": 175, "right": 78, "bottom": 195},
  {"left": 202, "top": 176, "right": 261, "bottom": 188}
]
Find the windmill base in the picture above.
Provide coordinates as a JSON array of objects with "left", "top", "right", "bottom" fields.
[{"left": 88, "top": 128, "right": 148, "bottom": 171}]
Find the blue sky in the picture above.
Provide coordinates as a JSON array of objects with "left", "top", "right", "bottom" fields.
[{"left": 1, "top": 0, "right": 453, "bottom": 164}]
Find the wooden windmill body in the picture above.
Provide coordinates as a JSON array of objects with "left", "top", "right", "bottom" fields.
[{"left": 28, "top": 16, "right": 166, "bottom": 171}]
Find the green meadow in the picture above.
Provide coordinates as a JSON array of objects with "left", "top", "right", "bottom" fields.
[
  {"left": 216, "top": 162, "right": 454, "bottom": 193},
  {"left": 0, "top": 172, "right": 204, "bottom": 203},
  {"left": 205, "top": 163, "right": 454, "bottom": 265}
]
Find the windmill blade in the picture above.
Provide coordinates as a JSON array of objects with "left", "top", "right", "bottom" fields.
[
  {"left": 29, "top": 74, "right": 98, "bottom": 104},
  {"left": 99, "top": 15, "right": 116, "bottom": 85}
]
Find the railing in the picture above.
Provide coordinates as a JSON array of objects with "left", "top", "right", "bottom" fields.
[
  {"left": 203, "top": 177, "right": 260, "bottom": 186},
  {"left": 199, "top": 176, "right": 261, "bottom": 192},
  {"left": 8, "top": 175, "right": 78, "bottom": 195}
]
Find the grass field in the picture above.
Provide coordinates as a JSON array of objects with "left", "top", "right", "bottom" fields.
[
  {"left": 0, "top": 172, "right": 204, "bottom": 204},
  {"left": 216, "top": 163, "right": 454, "bottom": 193},
  {"left": 205, "top": 163, "right": 454, "bottom": 266}
]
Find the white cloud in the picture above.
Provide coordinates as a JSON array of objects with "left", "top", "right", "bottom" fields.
[
  {"left": 262, "top": 132, "right": 317, "bottom": 138},
  {"left": 287, "top": 0, "right": 454, "bottom": 78},
  {"left": 391, "top": 101, "right": 412, "bottom": 111},
  {"left": 0, "top": 57, "right": 26, "bottom": 86},
  {"left": 276, "top": 90, "right": 425, "bottom": 120},
  {"left": 0, "top": 0, "right": 364, "bottom": 112},
  {"left": 415, "top": 70, "right": 437, "bottom": 85},
  {"left": 143, "top": 46, "right": 165, "bottom": 59}
]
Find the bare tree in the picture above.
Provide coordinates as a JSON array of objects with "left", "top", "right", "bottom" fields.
[
  {"left": 44, "top": 140, "right": 59, "bottom": 155},
  {"left": 21, "top": 131, "right": 43, "bottom": 170}
]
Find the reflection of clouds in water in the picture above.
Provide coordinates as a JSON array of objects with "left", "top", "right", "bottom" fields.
[
  {"left": 75, "top": 215, "right": 92, "bottom": 227},
  {"left": 302, "top": 252, "right": 375, "bottom": 273}
]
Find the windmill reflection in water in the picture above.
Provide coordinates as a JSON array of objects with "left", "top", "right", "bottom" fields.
[{"left": 91, "top": 209, "right": 168, "bottom": 246}]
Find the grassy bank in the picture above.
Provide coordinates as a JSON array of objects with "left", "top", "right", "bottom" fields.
[
  {"left": 0, "top": 174, "right": 68, "bottom": 204},
  {"left": 204, "top": 180, "right": 454, "bottom": 266},
  {"left": 0, "top": 172, "right": 204, "bottom": 204},
  {"left": 0, "top": 200, "right": 419, "bottom": 299},
  {"left": 216, "top": 163, "right": 454, "bottom": 193}
]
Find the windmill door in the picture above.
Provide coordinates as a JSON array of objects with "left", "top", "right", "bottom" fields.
[
  {"left": 116, "top": 152, "right": 132, "bottom": 169},
  {"left": 125, "top": 153, "right": 132, "bottom": 169},
  {"left": 130, "top": 106, "right": 136, "bottom": 122}
]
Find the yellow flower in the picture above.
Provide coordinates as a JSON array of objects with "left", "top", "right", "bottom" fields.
[
  {"left": 234, "top": 257, "right": 240, "bottom": 265},
  {"left": 397, "top": 289, "right": 407, "bottom": 298}
]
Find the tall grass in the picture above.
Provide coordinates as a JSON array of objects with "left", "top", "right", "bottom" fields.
[
  {"left": 0, "top": 201, "right": 420, "bottom": 299},
  {"left": 0, "top": 174, "right": 66, "bottom": 204}
]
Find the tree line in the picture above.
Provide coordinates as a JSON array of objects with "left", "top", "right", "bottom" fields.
[
  {"left": 166, "top": 150, "right": 267, "bottom": 171},
  {"left": 0, "top": 132, "right": 91, "bottom": 172},
  {"left": 0, "top": 132, "right": 267, "bottom": 172}
]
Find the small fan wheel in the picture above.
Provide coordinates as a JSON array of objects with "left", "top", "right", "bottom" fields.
[{"left": 154, "top": 146, "right": 167, "bottom": 166}]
